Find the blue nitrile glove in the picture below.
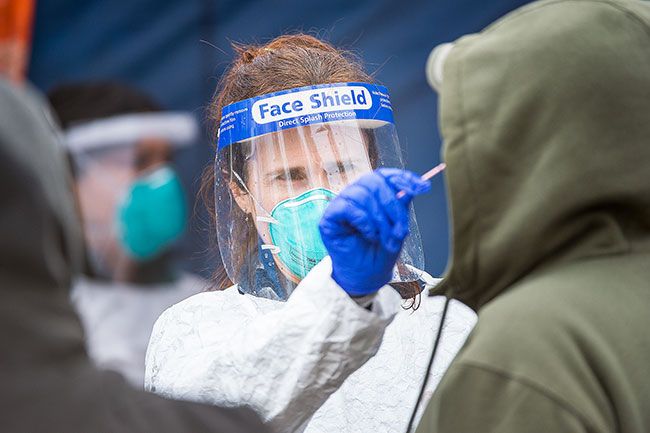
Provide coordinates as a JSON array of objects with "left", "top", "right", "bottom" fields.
[{"left": 319, "top": 168, "right": 431, "bottom": 297}]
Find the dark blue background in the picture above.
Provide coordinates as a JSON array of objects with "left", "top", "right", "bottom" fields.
[{"left": 29, "top": 0, "right": 530, "bottom": 278}]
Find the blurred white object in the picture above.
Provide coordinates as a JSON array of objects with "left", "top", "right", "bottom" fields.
[
  {"left": 71, "top": 273, "right": 206, "bottom": 387},
  {"left": 64, "top": 112, "right": 198, "bottom": 152},
  {"left": 426, "top": 43, "right": 455, "bottom": 92}
]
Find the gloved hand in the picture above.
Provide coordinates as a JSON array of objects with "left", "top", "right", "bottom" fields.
[{"left": 319, "top": 168, "right": 431, "bottom": 297}]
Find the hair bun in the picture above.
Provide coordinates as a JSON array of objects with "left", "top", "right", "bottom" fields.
[
  {"left": 235, "top": 34, "right": 339, "bottom": 65},
  {"left": 265, "top": 34, "right": 337, "bottom": 53},
  {"left": 239, "top": 47, "right": 263, "bottom": 63}
]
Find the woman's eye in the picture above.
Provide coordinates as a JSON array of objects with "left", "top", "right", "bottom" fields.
[{"left": 289, "top": 171, "right": 307, "bottom": 181}]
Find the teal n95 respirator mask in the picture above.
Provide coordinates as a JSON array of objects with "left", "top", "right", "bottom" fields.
[
  {"left": 117, "top": 165, "right": 187, "bottom": 260},
  {"left": 264, "top": 187, "right": 336, "bottom": 280},
  {"left": 214, "top": 82, "right": 425, "bottom": 300}
]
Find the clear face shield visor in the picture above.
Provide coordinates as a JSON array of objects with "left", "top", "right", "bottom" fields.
[{"left": 215, "top": 82, "right": 425, "bottom": 300}]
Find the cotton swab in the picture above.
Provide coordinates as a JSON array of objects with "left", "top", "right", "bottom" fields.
[{"left": 396, "top": 163, "right": 446, "bottom": 199}]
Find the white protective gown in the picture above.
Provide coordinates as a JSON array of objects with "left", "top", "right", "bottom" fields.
[
  {"left": 72, "top": 273, "right": 205, "bottom": 387},
  {"left": 145, "top": 258, "right": 476, "bottom": 433}
]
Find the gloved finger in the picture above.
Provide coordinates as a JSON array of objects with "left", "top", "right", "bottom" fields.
[
  {"left": 337, "top": 183, "right": 391, "bottom": 245},
  {"left": 349, "top": 171, "right": 407, "bottom": 228},
  {"left": 345, "top": 173, "right": 412, "bottom": 255},
  {"left": 319, "top": 194, "right": 380, "bottom": 243},
  {"left": 355, "top": 170, "right": 417, "bottom": 251},
  {"left": 387, "top": 217, "right": 410, "bottom": 254},
  {"left": 340, "top": 179, "right": 408, "bottom": 255},
  {"left": 377, "top": 168, "right": 431, "bottom": 194},
  {"left": 320, "top": 196, "right": 355, "bottom": 237},
  {"left": 376, "top": 168, "right": 431, "bottom": 201}
]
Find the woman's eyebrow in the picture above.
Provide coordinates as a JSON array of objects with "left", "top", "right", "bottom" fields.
[
  {"left": 322, "top": 159, "right": 365, "bottom": 170},
  {"left": 265, "top": 166, "right": 306, "bottom": 180}
]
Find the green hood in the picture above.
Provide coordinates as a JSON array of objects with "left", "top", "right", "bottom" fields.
[{"left": 430, "top": 0, "right": 650, "bottom": 311}]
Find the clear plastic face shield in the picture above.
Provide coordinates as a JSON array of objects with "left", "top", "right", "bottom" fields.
[
  {"left": 64, "top": 113, "right": 198, "bottom": 280},
  {"left": 215, "top": 83, "right": 425, "bottom": 300}
]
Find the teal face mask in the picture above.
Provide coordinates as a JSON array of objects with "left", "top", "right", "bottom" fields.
[
  {"left": 268, "top": 187, "right": 336, "bottom": 279},
  {"left": 116, "top": 165, "right": 187, "bottom": 260}
]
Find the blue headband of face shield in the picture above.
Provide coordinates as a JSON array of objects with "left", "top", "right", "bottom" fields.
[{"left": 216, "top": 82, "right": 394, "bottom": 151}]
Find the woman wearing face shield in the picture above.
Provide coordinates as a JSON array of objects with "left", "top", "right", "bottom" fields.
[{"left": 145, "top": 35, "right": 476, "bottom": 433}]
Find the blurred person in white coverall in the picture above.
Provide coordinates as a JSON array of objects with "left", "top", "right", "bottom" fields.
[
  {"left": 145, "top": 34, "right": 476, "bottom": 433},
  {"left": 48, "top": 82, "right": 207, "bottom": 386}
]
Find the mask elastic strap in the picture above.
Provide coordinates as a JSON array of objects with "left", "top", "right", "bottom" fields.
[
  {"left": 230, "top": 171, "right": 281, "bottom": 253},
  {"left": 281, "top": 190, "right": 333, "bottom": 208},
  {"left": 256, "top": 216, "right": 277, "bottom": 224},
  {"left": 260, "top": 244, "right": 281, "bottom": 254}
]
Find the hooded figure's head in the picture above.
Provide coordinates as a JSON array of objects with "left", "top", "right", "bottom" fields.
[{"left": 428, "top": 0, "right": 650, "bottom": 310}]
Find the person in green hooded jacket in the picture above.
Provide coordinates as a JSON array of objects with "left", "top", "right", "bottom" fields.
[{"left": 411, "top": 0, "right": 650, "bottom": 432}]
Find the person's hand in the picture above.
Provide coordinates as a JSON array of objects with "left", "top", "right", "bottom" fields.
[{"left": 319, "top": 168, "right": 430, "bottom": 297}]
